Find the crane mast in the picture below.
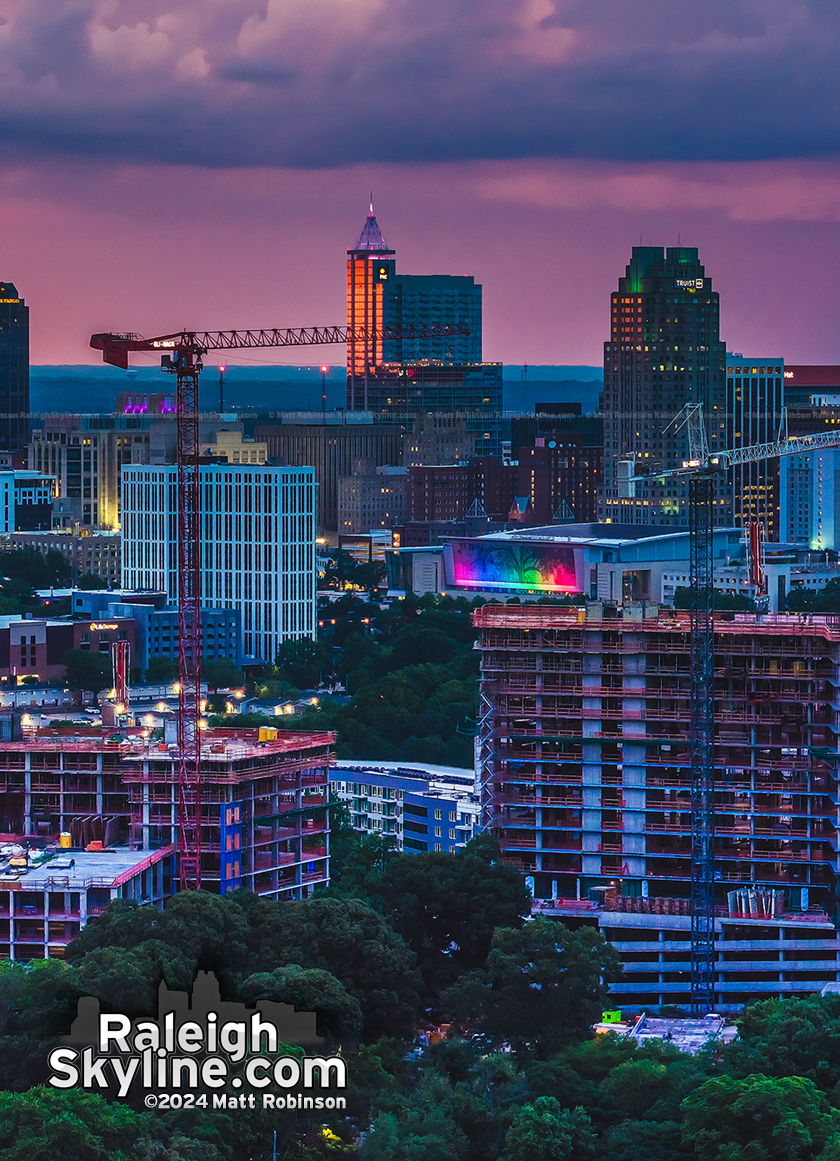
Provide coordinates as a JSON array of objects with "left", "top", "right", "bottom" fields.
[
  {"left": 622, "top": 403, "right": 840, "bottom": 1013},
  {"left": 91, "top": 322, "right": 469, "bottom": 890}
]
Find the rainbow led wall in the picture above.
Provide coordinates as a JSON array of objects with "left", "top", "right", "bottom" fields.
[{"left": 447, "top": 539, "right": 580, "bottom": 592}]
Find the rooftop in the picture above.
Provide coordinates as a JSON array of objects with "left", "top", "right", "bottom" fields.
[
  {"left": 0, "top": 845, "right": 172, "bottom": 890},
  {"left": 0, "top": 725, "right": 335, "bottom": 763},
  {"left": 628, "top": 1013, "right": 737, "bottom": 1054},
  {"left": 474, "top": 603, "right": 840, "bottom": 641}
]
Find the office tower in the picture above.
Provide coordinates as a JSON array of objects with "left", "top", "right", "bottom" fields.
[
  {"left": 347, "top": 207, "right": 397, "bottom": 410},
  {"left": 121, "top": 464, "right": 317, "bottom": 663},
  {"left": 364, "top": 362, "right": 503, "bottom": 457},
  {"left": 476, "top": 601, "right": 840, "bottom": 1009},
  {"left": 780, "top": 449, "right": 840, "bottom": 550},
  {"left": 515, "top": 419, "right": 604, "bottom": 525},
  {"left": 726, "top": 356, "right": 784, "bottom": 539},
  {"left": 346, "top": 206, "right": 483, "bottom": 410},
  {"left": 599, "top": 246, "right": 730, "bottom": 526},
  {"left": 256, "top": 418, "right": 403, "bottom": 535},
  {"left": 0, "top": 282, "right": 29, "bottom": 452},
  {"left": 393, "top": 275, "right": 481, "bottom": 364}
]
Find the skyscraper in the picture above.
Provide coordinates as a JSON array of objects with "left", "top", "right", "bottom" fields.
[
  {"left": 346, "top": 206, "right": 482, "bottom": 410},
  {"left": 726, "top": 355, "right": 785, "bottom": 539},
  {"left": 346, "top": 206, "right": 396, "bottom": 410},
  {"left": 0, "top": 282, "right": 29, "bottom": 452},
  {"left": 599, "top": 246, "right": 731, "bottom": 527}
]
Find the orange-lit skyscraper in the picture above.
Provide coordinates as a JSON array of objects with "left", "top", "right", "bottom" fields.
[
  {"left": 347, "top": 205, "right": 396, "bottom": 410},
  {"left": 346, "top": 205, "right": 482, "bottom": 411}
]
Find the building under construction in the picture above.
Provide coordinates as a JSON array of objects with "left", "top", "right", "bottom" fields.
[
  {"left": 476, "top": 602, "right": 840, "bottom": 1009},
  {"left": 0, "top": 725, "right": 332, "bottom": 900}
]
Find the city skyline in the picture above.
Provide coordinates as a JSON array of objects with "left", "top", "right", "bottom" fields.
[{"left": 0, "top": 2, "right": 834, "bottom": 366}]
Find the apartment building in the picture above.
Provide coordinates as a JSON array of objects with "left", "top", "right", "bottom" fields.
[
  {"left": 476, "top": 601, "right": 840, "bottom": 1009},
  {"left": 329, "top": 760, "right": 479, "bottom": 852}
]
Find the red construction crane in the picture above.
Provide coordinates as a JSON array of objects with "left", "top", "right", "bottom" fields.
[{"left": 91, "top": 323, "right": 468, "bottom": 890}]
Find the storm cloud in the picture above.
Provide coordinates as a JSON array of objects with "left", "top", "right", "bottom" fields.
[{"left": 0, "top": 0, "right": 837, "bottom": 168}]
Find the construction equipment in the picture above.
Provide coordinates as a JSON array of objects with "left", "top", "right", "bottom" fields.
[
  {"left": 110, "top": 639, "right": 130, "bottom": 711},
  {"left": 621, "top": 403, "right": 840, "bottom": 1013},
  {"left": 91, "top": 322, "right": 468, "bottom": 890}
]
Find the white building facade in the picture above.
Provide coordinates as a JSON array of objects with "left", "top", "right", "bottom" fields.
[{"left": 121, "top": 464, "right": 317, "bottom": 663}]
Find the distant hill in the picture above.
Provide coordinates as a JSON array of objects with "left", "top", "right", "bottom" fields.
[{"left": 30, "top": 364, "right": 603, "bottom": 417}]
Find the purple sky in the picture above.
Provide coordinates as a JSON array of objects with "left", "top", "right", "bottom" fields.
[{"left": 3, "top": 0, "right": 839, "bottom": 365}]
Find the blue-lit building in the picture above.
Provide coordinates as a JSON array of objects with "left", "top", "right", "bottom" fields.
[
  {"left": 71, "top": 590, "right": 242, "bottom": 673},
  {"left": 329, "top": 760, "right": 479, "bottom": 854}
]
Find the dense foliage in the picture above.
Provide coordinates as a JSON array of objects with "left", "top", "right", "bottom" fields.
[
  {"left": 212, "top": 594, "right": 488, "bottom": 766},
  {"left": 7, "top": 834, "right": 840, "bottom": 1157}
]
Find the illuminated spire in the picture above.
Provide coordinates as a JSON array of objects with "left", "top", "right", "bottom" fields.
[{"left": 350, "top": 201, "right": 391, "bottom": 253}]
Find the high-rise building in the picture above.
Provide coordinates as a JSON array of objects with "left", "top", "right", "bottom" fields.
[
  {"left": 476, "top": 601, "right": 840, "bottom": 1009},
  {"left": 599, "top": 246, "right": 730, "bottom": 527},
  {"left": 347, "top": 208, "right": 397, "bottom": 410},
  {"left": 0, "top": 282, "right": 29, "bottom": 453},
  {"left": 346, "top": 207, "right": 482, "bottom": 410},
  {"left": 392, "top": 275, "right": 481, "bottom": 364},
  {"left": 726, "top": 355, "right": 785, "bottom": 539},
  {"left": 362, "top": 361, "right": 503, "bottom": 457},
  {"left": 121, "top": 464, "right": 317, "bottom": 663}
]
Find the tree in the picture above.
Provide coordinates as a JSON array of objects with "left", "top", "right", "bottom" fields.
[
  {"left": 599, "top": 1120, "right": 692, "bottom": 1161},
  {"left": 145, "top": 654, "right": 178, "bottom": 683},
  {"left": 681, "top": 1074, "right": 837, "bottom": 1161},
  {"left": 239, "top": 966, "right": 364, "bottom": 1048},
  {"left": 321, "top": 550, "right": 385, "bottom": 593},
  {"left": 447, "top": 919, "right": 620, "bottom": 1057},
  {"left": 0, "top": 1087, "right": 151, "bottom": 1161},
  {"left": 75, "top": 941, "right": 196, "bottom": 1016},
  {"left": 202, "top": 657, "right": 244, "bottom": 692},
  {"left": 721, "top": 995, "right": 840, "bottom": 1092},
  {"left": 363, "top": 1104, "right": 468, "bottom": 1161},
  {"left": 502, "top": 1099, "right": 596, "bottom": 1161},
  {"left": 274, "top": 637, "right": 332, "bottom": 689},
  {"left": 673, "top": 586, "right": 756, "bottom": 612},
  {"left": 76, "top": 572, "right": 106, "bottom": 590},
  {"left": 63, "top": 649, "right": 112, "bottom": 704},
  {"left": 245, "top": 895, "right": 423, "bottom": 1039},
  {"left": 379, "top": 835, "right": 531, "bottom": 998}
]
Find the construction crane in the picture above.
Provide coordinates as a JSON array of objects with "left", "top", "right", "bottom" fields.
[
  {"left": 110, "top": 639, "right": 130, "bottom": 713},
  {"left": 91, "top": 322, "right": 468, "bottom": 890},
  {"left": 622, "top": 404, "right": 840, "bottom": 1012}
]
